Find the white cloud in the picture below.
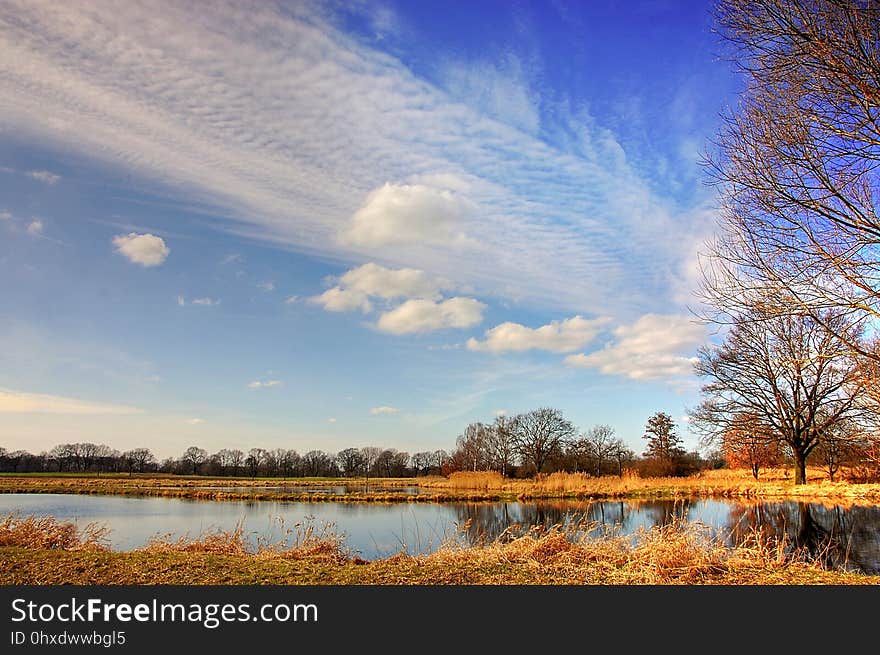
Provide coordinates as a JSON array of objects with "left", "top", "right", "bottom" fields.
[
  {"left": 248, "top": 379, "right": 282, "bottom": 389},
  {"left": 309, "top": 286, "right": 372, "bottom": 313},
  {"left": 257, "top": 281, "right": 275, "bottom": 292},
  {"left": 27, "top": 170, "right": 60, "bottom": 184},
  {"left": 26, "top": 219, "right": 43, "bottom": 235},
  {"left": 309, "top": 262, "right": 454, "bottom": 314},
  {"left": 370, "top": 406, "right": 399, "bottom": 415},
  {"left": 0, "top": 388, "right": 141, "bottom": 415},
  {"left": 0, "top": 211, "right": 11, "bottom": 221},
  {"left": 377, "top": 297, "right": 485, "bottom": 335},
  {"left": 467, "top": 315, "right": 609, "bottom": 353},
  {"left": 327, "top": 417, "right": 337, "bottom": 423},
  {"left": 221, "top": 253, "right": 243, "bottom": 265},
  {"left": 191, "top": 297, "right": 219, "bottom": 306},
  {"left": 177, "top": 295, "right": 186, "bottom": 306},
  {"left": 112, "top": 232, "right": 170, "bottom": 267},
  {"left": 284, "top": 295, "right": 299, "bottom": 304},
  {"left": 340, "top": 182, "right": 475, "bottom": 248},
  {"left": 186, "top": 417, "right": 205, "bottom": 425},
  {"left": 564, "top": 314, "right": 706, "bottom": 381}
]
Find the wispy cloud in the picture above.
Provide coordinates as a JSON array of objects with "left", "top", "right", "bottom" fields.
[
  {"left": 257, "top": 281, "right": 275, "bottom": 292},
  {"left": 186, "top": 417, "right": 205, "bottom": 425},
  {"left": 0, "top": 388, "right": 142, "bottom": 415},
  {"left": 26, "top": 219, "right": 44, "bottom": 236},
  {"left": 0, "top": 0, "right": 703, "bottom": 317},
  {"left": 26, "top": 169, "right": 60, "bottom": 185},
  {"left": 370, "top": 405, "right": 399, "bottom": 415},
  {"left": 248, "top": 379, "right": 282, "bottom": 389},
  {"left": 191, "top": 297, "right": 219, "bottom": 306}
]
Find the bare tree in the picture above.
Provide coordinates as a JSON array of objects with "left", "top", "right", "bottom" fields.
[
  {"left": 582, "top": 425, "right": 618, "bottom": 477},
  {"left": 690, "top": 305, "right": 870, "bottom": 484},
  {"left": 337, "top": 448, "right": 366, "bottom": 477},
  {"left": 122, "top": 448, "right": 155, "bottom": 475},
  {"left": 485, "top": 414, "right": 517, "bottom": 476},
  {"left": 360, "top": 446, "right": 382, "bottom": 480},
  {"left": 455, "top": 422, "right": 492, "bottom": 472},
  {"left": 701, "top": 0, "right": 880, "bottom": 368},
  {"left": 512, "top": 407, "right": 576, "bottom": 475},
  {"left": 182, "top": 446, "right": 208, "bottom": 475}
]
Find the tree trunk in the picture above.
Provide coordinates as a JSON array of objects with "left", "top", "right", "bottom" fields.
[{"left": 793, "top": 449, "right": 807, "bottom": 485}]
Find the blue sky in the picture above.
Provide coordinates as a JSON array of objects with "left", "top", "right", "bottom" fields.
[{"left": 0, "top": 0, "right": 738, "bottom": 459}]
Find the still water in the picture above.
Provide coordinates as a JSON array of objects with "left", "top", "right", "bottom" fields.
[{"left": 2, "top": 493, "right": 879, "bottom": 573}]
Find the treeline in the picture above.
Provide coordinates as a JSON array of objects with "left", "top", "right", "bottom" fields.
[
  {"left": 3, "top": 403, "right": 876, "bottom": 481},
  {"left": 0, "top": 407, "right": 712, "bottom": 479},
  {"left": 0, "top": 442, "right": 448, "bottom": 478}
]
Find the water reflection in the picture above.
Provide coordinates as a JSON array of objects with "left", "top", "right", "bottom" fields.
[{"left": 0, "top": 493, "right": 878, "bottom": 573}]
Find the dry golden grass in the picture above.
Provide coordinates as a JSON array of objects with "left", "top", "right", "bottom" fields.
[
  {"left": 420, "top": 468, "right": 880, "bottom": 503},
  {"left": 3, "top": 467, "right": 880, "bottom": 504},
  {"left": 0, "top": 514, "right": 109, "bottom": 551},
  {"left": 0, "top": 511, "right": 876, "bottom": 585}
]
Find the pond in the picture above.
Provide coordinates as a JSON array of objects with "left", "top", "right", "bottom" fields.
[{"left": 2, "top": 493, "right": 878, "bottom": 574}]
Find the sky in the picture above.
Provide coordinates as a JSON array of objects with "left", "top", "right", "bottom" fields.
[{"left": 0, "top": 0, "right": 740, "bottom": 460}]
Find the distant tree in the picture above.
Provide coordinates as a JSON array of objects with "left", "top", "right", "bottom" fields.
[
  {"left": 122, "top": 448, "right": 156, "bottom": 476},
  {"left": 337, "top": 448, "right": 366, "bottom": 477},
  {"left": 609, "top": 439, "right": 636, "bottom": 477},
  {"left": 456, "top": 422, "right": 491, "bottom": 472},
  {"left": 642, "top": 412, "right": 683, "bottom": 464},
  {"left": 582, "top": 425, "right": 618, "bottom": 477},
  {"left": 181, "top": 446, "right": 208, "bottom": 475},
  {"left": 720, "top": 413, "right": 781, "bottom": 480},
  {"left": 512, "top": 407, "right": 576, "bottom": 475},
  {"left": 360, "top": 446, "right": 382, "bottom": 479},
  {"left": 485, "top": 414, "right": 517, "bottom": 477}
]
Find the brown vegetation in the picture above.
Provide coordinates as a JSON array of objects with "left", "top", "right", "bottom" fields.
[{"left": 0, "top": 512, "right": 874, "bottom": 585}]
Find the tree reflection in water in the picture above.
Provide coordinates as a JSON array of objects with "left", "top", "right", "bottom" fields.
[{"left": 449, "top": 499, "right": 880, "bottom": 574}]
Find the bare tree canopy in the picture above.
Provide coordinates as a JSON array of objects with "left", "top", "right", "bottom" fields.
[
  {"left": 512, "top": 407, "right": 576, "bottom": 474},
  {"left": 690, "top": 304, "right": 871, "bottom": 483},
  {"left": 701, "top": 0, "right": 880, "bottom": 364}
]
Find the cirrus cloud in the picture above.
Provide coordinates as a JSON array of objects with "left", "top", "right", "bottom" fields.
[
  {"left": 0, "top": 388, "right": 142, "bottom": 415},
  {"left": 112, "top": 232, "right": 170, "bottom": 267},
  {"left": 370, "top": 406, "right": 399, "bottom": 415}
]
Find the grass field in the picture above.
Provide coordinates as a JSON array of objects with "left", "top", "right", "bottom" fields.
[{"left": 1, "top": 468, "right": 879, "bottom": 503}]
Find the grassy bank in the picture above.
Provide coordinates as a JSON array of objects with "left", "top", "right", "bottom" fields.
[
  {"left": 2, "top": 468, "right": 880, "bottom": 504},
  {"left": 0, "top": 514, "right": 875, "bottom": 585}
]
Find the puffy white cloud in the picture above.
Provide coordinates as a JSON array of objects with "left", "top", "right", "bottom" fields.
[
  {"left": 564, "top": 314, "right": 706, "bottom": 381},
  {"left": 339, "top": 262, "right": 453, "bottom": 300},
  {"left": 309, "top": 262, "right": 454, "bottom": 314},
  {"left": 112, "top": 232, "right": 169, "bottom": 267},
  {"left": 309, "top": 286, "right": 372, "bottom": 313},
  {"left": 467, "top": 315, "right": 609, "bottom": 353},
  {"left": 340, "top": 182, "right": 474, "bottom": 248},
  {"left": 248, "top": 379, "right": 282, "bottom": 389},
  {"left": 27, "top": 170, "right": 60, "bottom": 184},
  {"left": 26, "top": 219, "right": 43, "bottom": 235},
  {"left": 0, "top": 388, "right": 141, "bottom": 415},
  {"left": 370, "top": 406, "right": 399, "bottom": 415},
  {"left": 377, "top": 297, "right": 485, "bottom": 335}
]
